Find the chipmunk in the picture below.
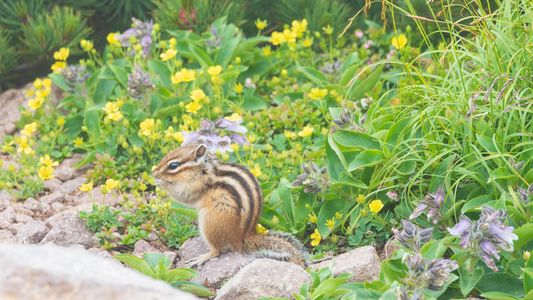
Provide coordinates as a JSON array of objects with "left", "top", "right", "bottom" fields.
[{"left": 153, "top": 143, "right": 308, "bottom": 268}]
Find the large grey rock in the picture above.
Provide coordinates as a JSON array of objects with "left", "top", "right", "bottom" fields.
[
  {"left": 15, "top": 220, "right": 48, "bottom": 244},
  {"left": 59, "top": 177, "right": 86, "bottom": 195},
  {"left": 39, "top": 191, "right": 65, "bottom": 205},
  {"left": 0, "top": 190, "right": 12, "bottom": 210},
  {"left": 43, "top": 178, "right": 62, "bottom": 192},
  {"left": 0, "top": 88, "right": 26, "bottom": 140},
  {"left": 0, "top": 206, "right": 15, "bottom": 229},
  {"left": 176, "top": 237, "right": 256, "bottom": 289},
  {"left": 41, "top": 209, "right": 95, "bottom": 248},
  {"left": 0, "top": 243, "right": 199, "bottom": 300},
  {"left": 215, "top": 258, "right": 310, "bottom": 300},
  {"left": 310, "top": 246, "right": 380, "bottom": 282},
  {"left": 54, "top": 155, "right": 83, "bottom": 181}
]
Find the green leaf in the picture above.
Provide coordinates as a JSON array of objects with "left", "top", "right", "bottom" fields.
[
  {"left": 524, "top": 258, "right": 533, "bottom": 294},
  {"left": 477, "top": 272, "right": 524, "bottom": 298},
  {"left": 461, "top": 195, "right": 495, "bottom": 213},
  {"left": 108, "top": 64, "right": 128, "bottom": 87},
  {"left": 143, "top": 253, "right": 170, "bottom": 270},
  {"left": 175, "top": 282, "right": 214, "bottom": 297},
  {"left": 84, "top": 107, "right": 100, "bottom": 138},
  {"left": 514, "top": 223, "right": 533, "bottom": 251},
  {"left": 347, "top": 150, "right": 383, "bottom": 172},
  {"left": 332, "top": 130, "right": 381, "bottom": 150},
  {"left": 331, "top": 172, "right": 368, "bottom": 189},
  {"left": 476, "top": 134, "right": 497, "bottom": 152},
  {"left": 347, "top": 64, "right": 383, "bottom": 99},
  {"left": 459, "top": 265, "right": 484, "bottom": 297},
  {"left": 114, "top": 254, "right": 154, "bottom": 277},
  {"left": 188, "top": 43, "right": 213, "bottom": 67},
  {"left": 93, "top": 79, "right": 116, "bottom": 104},
  {"left": 215, "top": 36, "right": 240, "bottom": 66},
  {"left": 49, "top": 73, "right": 70, "bottom": 91},
  {"left": 148, "top": 59, "right": 171, "bottom": 88},
  {"left": 295, "top": 65, "right": 327, "bottom": 85},
  {"left": 311, "top": 276, "right": 350, "bottom": 299},
  {"left": 479, "top": 291, "right": 519, "bottom": 300},
  {"left": 242, "top": 95, "right": 267, "bottom": 111}
]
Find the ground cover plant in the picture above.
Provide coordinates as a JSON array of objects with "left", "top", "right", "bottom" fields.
[{"left": 1, "top": 0, "right": 532, "bottom": 298}]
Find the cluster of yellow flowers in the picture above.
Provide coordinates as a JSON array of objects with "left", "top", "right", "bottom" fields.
[
  {"left": 103, "top": 101, "right": 123, "bottom": 122},
  {"left": 13, "top": 122, "right": 38, "bottom": 155},
  {"left": 171, "top": 68, "right": 195, "bottom": 84},
  {"left": 80, "top": 39, "right": 94, "bottom": 52},
  {"left": 51, "top": 47, "right": 69, "bottom": 73},
  {"left": 27, "top": 78, "right": 52, "bottom": 111},
  {"left": 270, "top": 19, "right": 309, "bottom": 46},
  {"left": 139, "top": 118, "right": 163, "bottom": 140},
  {"left": 391, "top": 34, "right": 408, "bottom": 49},
  {"left": 101, "top": 178, "right": 120, "bottom": 194},
  {"left": 160, "top": 38, "right": 177, "bottom": 61},
  {"left": 38, "top": 155, "right": 58, "bottom": 181},
  {"left": 186, "top": 88, "right": 209, "bottom": 114},
  {"left": 207, "top": 65, "right": 223, "bottom": 84},
  {"left": 308, "top": 88, "right": 328, "bottom": 100},
  {"left": 106, "top": 33, "right": 121, "bottom": 46}
]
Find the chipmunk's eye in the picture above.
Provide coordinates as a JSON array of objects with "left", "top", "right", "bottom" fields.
[{"left": 167, "top": 162, "right": 180, "bottom": 170}]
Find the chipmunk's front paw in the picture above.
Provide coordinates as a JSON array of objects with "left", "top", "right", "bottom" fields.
[{"left": 186, "top": 252, "right": 216, "bottom": 268}]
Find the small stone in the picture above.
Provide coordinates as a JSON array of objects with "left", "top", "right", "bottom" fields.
[
  {"left": 59, "top": 177, "right": 86, "bottom": 195},
  {"left": 88, "top": 247, "right": 113, "bottom": 259},
  {"left": 0, "top": 206, "right": 15, "bottom": 229},
  {"left": 41, "top": 209, "right": 95, "bottom": 248},
  {"left": 215, "top": 259, "right": 310, "bottom": 300},
  {"left": 23, "top": 198, "right": 40, "bottom": 211},
  {"left": 310, "top": 246, "right": 380, "bottom": 282},
  {"left": 50, "top": 202, "right": 65, "bottom": 213},
  {"left": 0, "top": 229, "right": 13, "bottom": 242},
  {"left": 54, "top": 156, "right": 83, "bottom": 181},
  {"left": 15, "top": 220, "right": 48, "bottom": 244},
  {"left": 39, "top": 191, "right": 65, "bottom": 204},
  {"left": 43, "top": 178, "right": 62, "bottom": 192},
  {"left": 133, "top": 239, "right": 160, "bottom": 257},
  {"left": 175, "top": 237, "right": 256, "bottom": 289},
  {"left": 0, "top": 190, "right": 12, "bottom": 210},
  {"left": 15, "top": 213, "right": 34, "bottom": 224},
  {"left": 163, "top": 251, "right": 177, "bottom": 264}
]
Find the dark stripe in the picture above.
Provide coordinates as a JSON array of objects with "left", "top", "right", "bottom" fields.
[
  {"left": 215, "top": 166, "right": 255, "bottom": 233},
  {"left": 209, "top": 181, "right": 243, "bottom": 213},
  {"left": 228, "top": 164, "right": 263, "bottom": 231}
]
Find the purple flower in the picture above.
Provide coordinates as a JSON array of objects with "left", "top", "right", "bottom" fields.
[
  {"left": 402, "top": 253, "right": 458, "bottom": 295},
  {"left": 393, "top": 220, "right": 433, "bottom": 252},
  {"left": 244, "top": 78, "right": 256, "bottom": 89},
  {"left": 181, "top": 117, "right": 248, "bottom": 153},
  {"left": 410, "top": 186, "right": 445, "bottom": 224},
  {"left": 447, "top": 206, "right": 518, "bottom": 271},
  {"left": 387, "top": 191, "right": 399, "bottom": 202},
  {"left": 215, "top": 118, "right": 247, "bottom": 134},
  {"left": 363, "top": 40, "right": 373, "bottom": 49},
  {"left": 117, "top": 18, "right": 154, "bottom": 56},
  {"left": 127, "top": 65, "right": 154, "bottom": 98}
]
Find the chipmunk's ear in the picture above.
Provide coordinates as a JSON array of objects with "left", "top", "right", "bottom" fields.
[{"left": 195, "top": 144, "right": 207, "bottom": 160}]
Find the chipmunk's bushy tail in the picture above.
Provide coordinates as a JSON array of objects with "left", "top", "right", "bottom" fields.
[{"left": 244, "top": 231, "right": 309, "bottom": 267}]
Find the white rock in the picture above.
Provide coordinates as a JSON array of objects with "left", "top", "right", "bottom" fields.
[
  {"left": 215, "top": 258, "right": 310, "bottom": 300},
  {"left": 43, "top": 178, "right": 62, "bottom": 192},
  {"left": 54, "top": 155, "right": 83, "bottom": 181},
  {"left": 0, "top": 243, "right": 199, "bottom": 300},
  {"left": 59, "top": 177, "right": 86, "bottom": 195},
  {"left": 310, "top": 246, "right": 380, "bottom": 282},
  {"left": 15, "top": 220, "right": 48, "bottom": 244},
  {"left": 133, "top": 239, "right": 161, "bottom": 257},
  {"left": 41, "top": 209, "right": 95, "bottom": 248},
  {"left": 39, "top": 191, "right": 65, "bottom": 204},
  {"left": 0, "top": 206, "right": 15, "bottom": 229},
  {"left": 0, "top": 229, "right": 14, "bottom": 243}
]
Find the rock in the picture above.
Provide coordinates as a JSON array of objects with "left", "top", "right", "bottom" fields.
[
  {"left": 50, "top": 202, "right": 65, "bottom": 213},
  {"left": 133, "top": 240, "right": 161, "bottom": 257},
  {"left": 0, "top": 206, "right": 15, "bottom": 229},
  {"left": 43, "top": 178, "right": 62, "bottom": 192},
  {"left": 0, "top": 190, "right": 12, "bottom": 210},
  {"left": 41, "top": 209, "right": 95, "bottom": 248},
  {"left": 64, "top": 186, "right": 121, "bottom": 207},
  {"left": 310, "top": 246, "right": 380, "bottom": 282},
  {"left": 59, "top": 177, "right": 86, "bottom": 195},
  {"left": 215, "top": 258, "right": 310, "bottom": 300},
  {"left": 88, "top": 247, "right": 113, "bottom": 259},
  {"left": 39, "top": 191, "right": 65, "bottom": 204},
  {"left": 15, "top": 220, "right": 48, "bottom": 244},
  {"left": 176, "top": 237, "right": 256, "bottom": 289},
  {"left": 15, "top": 213, "right": 34, "bottom": 224},
  {"left": 0, "top": 243, "right": 199, "bottom": 300},
  {"left": 163, "top": 251, "right": 177, "bottom": 264},
  {"left": 0, "top": 88, "right": 26, "bottom": 140},
  {"left": 54, "top": 155, "right": 83, "bottom": 181},
  {"left": 23, "top": 197, "right": 51, "bottom": 215},
  {"left": 0, "top": 229, "right": 13, "bottom": 242}
]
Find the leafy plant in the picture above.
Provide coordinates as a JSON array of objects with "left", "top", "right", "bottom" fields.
[{"left": 115, "top": 252, "right": 213, "bottom": 297}]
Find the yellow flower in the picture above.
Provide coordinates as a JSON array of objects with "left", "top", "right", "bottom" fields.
[
  {"left": 53, "top": 48, "right": 69, "bottom": 61},
  {"left": 270, "top": 31, "right": 286, "bottom": 46},
  {"left": 225, "top": 113, "right": 242, "bottom": 122},
  {"left": 171, "top": 68, "right": 196, "bottom": 84},
  {"left": 35, "top": 88, "right": 50, "bottom": 99},
  {"left": 356, "top": 194, "right": 366, "bottom": 204},
  {"left": 322, "top": 24, "right": 334, "bottom": 35},
  {"left": 262, "top": 46, "right": 272, "bottom": 56},
  {"left": 185, "top": 101, "right": 202, "bottom": 114},
  {"left": 105, "top": 178, "right": 120, "bottom": 190},
  {"left": 255, "top": 19, "right": 268, "bottom": 30},
  {"left": 38, "top": 166, "right": 54, "bottom": 180},
  {"left": 310, "top": 229, "right": 321, "bottom": 247},
  {"left": 326, "top": 217, "right": 335, "bottom": 230},
  {"left": 57, "top": 116, "right": 65, "bottom": 126},
  {"left": 251, "top": 164, "right": 262, "bottom": 178},
  {"left": 79, "top": 181, "right": 94, "bottom": 192},
  {"left": 42, "top": 78, "right": 52, "bottom": 89},
  {"left": 207, "top": 65, "right": 222, "bottom": 76},
  {"left": 256, "top": 223, "right": 269, "bottom": 235},
  {"left": 107, "top": 32, "right": 121, "bottom": 46},
  {"left": 139, "top": 118, "right": 155, "bottom": 136},
  {"left": 21, "top": 122, "right": 38, "bottom": 137},
  {"left": 369, "top": 199, "right": 384, "bottom": 213},
  {"left": 282, "top": 28, "right": 297, "bottom": 44},
  {"left": 335, "top": 212, "right": 343, "bottom": 220},
  {"left": 302, "top": 38, "right": 313, "bottom": 48},
  {"left": 272, "top": 215, "right": 279, "bottom": 225},
  {"left": 80, "top": 39, "right": 94, "bottom": 52},
  {"left": 51, "top": 61, "right": 66, "bottom": 73},
  {"left": 234, "top": 83, "right": 244, "bottom": 94},
  {"left": 291, "top": 19, "right": 308, "bottom": 37},
  {"left": 308, "top": 212, "right": 318, "bottom": 224},
  {"left": 39, "top": 155, "right": 58, "bottom": 167},
  {"left": 160, "top": 48, "right": 177, "bottom": 61},
  {"left": 298, "top": 125, "right": 314, "bottom": 138},
  {"left": 284, "top": 130, "right": 296, "bottom": 139},
  {"left": 308, "top": 88, "right": 328, "bottom": 100},
  {"left": 104, "top": 102, "right": 123, "bottom": 122},
  {"left": 391, "top": 34, "right": 408, "bottom": 49},
  {"left": 164, "top": 126, "right": 184, "bottom": 142},
  {"left": 74, "top": 137, "right": 84, "bottom": 147},
  {"left": 169, "top": 37, "right": 177, "bottom": 46},
  {"left": 190, "top": 88, "right": 206, "bottom": 102}
]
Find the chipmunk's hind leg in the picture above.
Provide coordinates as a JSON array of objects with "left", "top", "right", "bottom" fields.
[{"left": 185, "top": 248, "right": 220, "bottom": 268}]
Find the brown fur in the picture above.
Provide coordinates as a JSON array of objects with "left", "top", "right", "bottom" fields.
[{"left": 153, "top": 144, "right": 307, "bottom": 267}]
